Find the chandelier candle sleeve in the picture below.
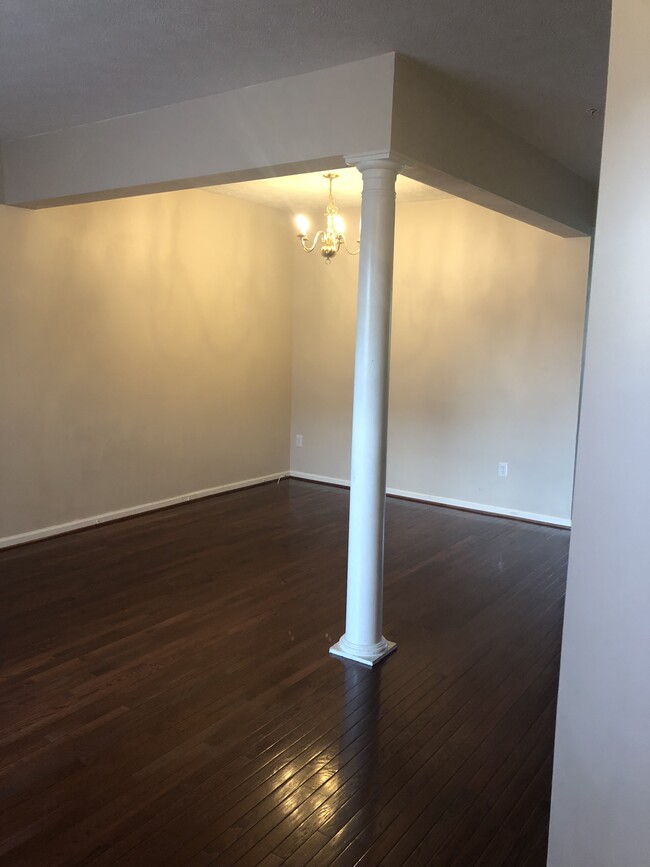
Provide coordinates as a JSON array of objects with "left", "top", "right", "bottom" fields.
[{"left": 294, "top": 173, "right": 359, "bottom": 263}]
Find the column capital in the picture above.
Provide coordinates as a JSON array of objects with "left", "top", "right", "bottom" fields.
[{"left": 344, "top": 150, "right": 406, "bottom": 175}]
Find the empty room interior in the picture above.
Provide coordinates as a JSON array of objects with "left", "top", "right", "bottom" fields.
[{"left": 1, "top": 2, "right": 649, "bottom": 866}]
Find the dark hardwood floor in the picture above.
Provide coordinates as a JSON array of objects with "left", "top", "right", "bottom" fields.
[{"left": 0, "top": 479, "right": 568, "bottom": 866}]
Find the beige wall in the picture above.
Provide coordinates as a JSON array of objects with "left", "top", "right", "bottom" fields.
[
  {"left": 548, "top": 1, "right": 650, "bottom": 863},
  {"left": 1, "top": 185, "right": 589, "bottom": 543},
  {"left": 0, "top": 189, "right": 291, "bottom": 541},
  {"left": 290, "top": 197, "right": 590, "bottom": 523}
]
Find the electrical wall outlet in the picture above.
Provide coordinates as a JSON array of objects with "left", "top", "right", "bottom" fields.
[
  {"left": 498, "top": 461, "right": 509, "bottom": 477},
  {"left": 295, "top": 434, "right": 303, "bottom": 447}
]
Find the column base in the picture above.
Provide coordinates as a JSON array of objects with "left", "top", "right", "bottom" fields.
[{"left": 329, "top": 635, "right": 397, "bottom": 667}]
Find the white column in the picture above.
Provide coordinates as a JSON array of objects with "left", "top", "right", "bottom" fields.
[{"left": 330, "top": 156, "right": 401, "bottom": 666}]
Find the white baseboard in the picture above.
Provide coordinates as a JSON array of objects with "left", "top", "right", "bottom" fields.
[
  {"left": 0, "top": 468, "right": 570, "bottom": 550},
  {"left": 0, "top": 471, "right": 290, "bottom": 550},
  {"left": 289, "top": 471, "right": 571, "bottom": 528}
]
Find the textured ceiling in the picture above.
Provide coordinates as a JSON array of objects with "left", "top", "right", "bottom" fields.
[
  {"left": 0, "top": 0, "right": 611, "bottom": 182},
  {"left": 204, "top": 169, "right": 452, "bottom": 212}
]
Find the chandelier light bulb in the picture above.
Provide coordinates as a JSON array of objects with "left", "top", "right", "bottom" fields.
[
  {"left": 295, "top": 214, "right": 309, "bottom": 236},
  {"left": 334, "top": 214, "right": 345, "bottom": 235}
]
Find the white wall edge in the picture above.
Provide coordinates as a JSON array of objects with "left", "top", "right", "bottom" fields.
[
  {"left": 290, "top": 471, "right": 571, "bottom": 528},
  {"left": 0, "top": 471, "right": 290, "bottom": 549}
]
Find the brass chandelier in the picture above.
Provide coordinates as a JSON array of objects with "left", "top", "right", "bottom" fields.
[{"left": 294, "top": 173, "right": 360, "bottom": 263}]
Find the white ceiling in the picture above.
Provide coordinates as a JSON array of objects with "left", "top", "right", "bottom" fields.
[
  {"left": 204, "top": 169, "right": 452, "bottom": 212},
  {"left": 0, "top": 1, "right": 610, "bottom": 182}
]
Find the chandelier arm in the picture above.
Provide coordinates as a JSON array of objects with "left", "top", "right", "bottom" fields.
[
  {"left": 342, "top": 237, "right": 361, "bottom": 256},
  {"left": 300, "top": 231, "right": 325, "bottom": 253}
]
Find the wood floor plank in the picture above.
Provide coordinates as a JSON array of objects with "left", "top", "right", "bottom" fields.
[{"left": 0, "top": 479, "right": 568, "bottom": 866}]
